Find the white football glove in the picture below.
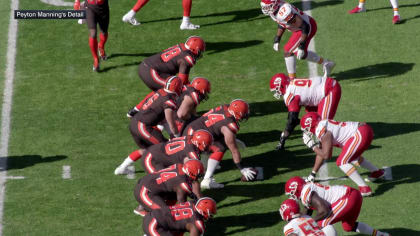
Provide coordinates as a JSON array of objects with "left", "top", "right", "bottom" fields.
[
  {"left": 296, "top": 48, "right": 305, "bottom": 60},
  {"left": 241, "top": 168, "right": 256, "bottom": 181},
  {"left": 305, "top": 172, "right": 316, "bottom": 182},
  {"left": 273, "top": 42, "right": 279, "bottom": 51},
  {"left": 303, "top": 132, "right": 318, "bottom": 150}
]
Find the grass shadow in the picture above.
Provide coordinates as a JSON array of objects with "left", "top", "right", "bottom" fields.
[
  {"left": 0, "top": 155, "right": 67, "bottom": 171},
  {"left": 332, "top": 62, "right": 414, "bottom": 81},
  {"left": 369, "top": 122, "right": 420, "bottom": 140},
  {"left": 372, "top": 164, "right": 420, "bottom": 197},
  {"left": 206, "top": 40, "right": 263, "bottom": 55},
  {"left": 248, "top": 100, "right": 287, "bottom": 117}
]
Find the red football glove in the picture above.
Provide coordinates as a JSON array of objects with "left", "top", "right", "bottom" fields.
[{"left": 74, "top": 0, "right": 80, "bottom": 10}]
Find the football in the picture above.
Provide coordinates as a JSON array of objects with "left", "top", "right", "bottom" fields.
[{"left": 241, "top": 168, "right": 259, "bottom": 182}]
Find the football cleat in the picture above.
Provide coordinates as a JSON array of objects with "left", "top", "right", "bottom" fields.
[
  {"left": 392, "top": 15, "right": 401, "bottom": 24},
  {"left": 368, "top": 169, "right": 385, "bottom": 182},
  {"left": 180, "top": 22, "right": 200, "bottom": 30},
  {"left": 93, "top": 58, "right": 100, "bottom": 72},
  {"left": 359, "top": 186, "right": 372, "bottom": 197},
  {"left": 99, "top": 47, "right": 107, "bottom": 61},
  {"left": 348, "top": 6, "right": 366, "bottom": 14},
  {"left": 200, "top": 177, "right": 224, "bottom": 189},
  {"left": 127, "top": 107, "right": 139, "bottom": 118},
  {"left": 114, "top": 165, "right": 129, "bottom": 175},
  {"left": 122, "top": 13, "right": 141, "bottom": 26},
  {"left": 322, "top": 60, "right": 335, "bottom": 77}
]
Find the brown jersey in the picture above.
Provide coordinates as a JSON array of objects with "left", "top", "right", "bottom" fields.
[
  {"left": 151, "top": 201, "right": 206, "bottom": 234},
  {"left": 183, "top": 105, "right": 240, "bottom": 140},
  {"left": 144, "top": 43, "right": 196, "bottom": 75},
  {"left": 176, "top": 85, "right": 203, "bottom": 108},
  {"left": 133, "top": 89, "right": 178, "bottom": 126}
]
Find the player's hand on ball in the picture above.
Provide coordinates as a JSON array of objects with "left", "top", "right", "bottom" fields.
[
  {"left": 241, "top": 168, "right": 257, "bottom": 181},
  {"left": 305, "top": 172, "right": 316, "bottom": 182},
  {"left": 303, "top": 132, "right": 318, "bottom": 150}
]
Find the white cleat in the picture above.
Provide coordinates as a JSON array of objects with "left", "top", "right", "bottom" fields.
[
  {"left": 77, "top": 19, "right": 85, "bottom": 24},
  {"left": 201, "top": 177, "right": 224, "bottom": 189},
  {"left": 122, "top": 13, "right": 141, "bottom": 26},
  {"left": 114, "top": 165, "right": 130, "bottom": 175},
  {"left": 323, "top": 60, "right": 336, "bottom": 77},
  {"left": 180, "top": 22, "right": 200, "bottom": 30}
]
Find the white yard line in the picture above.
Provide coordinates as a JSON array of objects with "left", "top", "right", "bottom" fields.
[
  {"left": 62, "top": 166, "right": 71, "bottom": 179},
  {"left": 302, "top": 0, "right": 329, "bottom": 184},
  {"left": 0, "top": 0, "right": 19, "bottom": 235}
]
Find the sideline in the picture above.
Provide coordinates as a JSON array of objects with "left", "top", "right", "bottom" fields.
[{"left": 0, "top": 0, "right": 19, "bottom": 235}]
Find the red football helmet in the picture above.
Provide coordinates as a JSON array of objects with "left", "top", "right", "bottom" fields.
[
  {"left": 279, "top": 199, "right": 300, "bottom": 222},
  {"left": 195, "top": 197, "right": 217, "bottom": 221},
  {"left": 164, "top": 76, "right": 183, "bottom": 96},
  {"left": 185, "top": 36, "right": 206, "bottom": 58},
  {"left": 191, "top": 77, "right": 211, "bottom": 100},
  {"left": 191, "top": 129, "right": 213, "bottom": 152},
  {"left": 260, "top": 0, "right": 280, "bottom": 15},
  {"left": 228, "top": 99, "right": 250, "bottom": 122},
  {"left": 285, "top": 176, "right": 306, "bottom": 200},
  {"left": 269, "top": 73, "right": 290, "bottom": 99},
  {"left": 182, "top": 159, "right": 205, "bottom": 180},
  {"left": 300, "top": 112, "right": 321, "bottom": 134}
]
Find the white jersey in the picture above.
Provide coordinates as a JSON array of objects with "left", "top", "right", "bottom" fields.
[
  {"left": 315, "top": 119, "right": 359, "bottom": 147},
  {"left": 283, "top": 76, "right": 327, "bottom": 107},
  {"left": 284, "top": 215, "right": 325, "bottom": 236},
  {"left": 300, "top": 182, "right": 350, "bottom": 208},
  {"left": 271, "top": 2, "right": 311, "bottom": 32}
]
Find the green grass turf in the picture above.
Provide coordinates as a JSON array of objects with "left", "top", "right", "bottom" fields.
[
  {"left": 0, "top": 0, "right": 10, "bottom": 112},
  {"left": 2, "top": 0, "right": 420, "bottom": 235}
]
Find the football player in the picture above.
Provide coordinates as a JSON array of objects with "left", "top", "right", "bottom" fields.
[
  {"left": 183, "top": 99, "right": 257, "bottom": 189},
  {"left": 133, "top": 159, "right": 204, "bottom": 217},
  {"left": 300, "top": 112, "right": 386, "bottom": 196},
  {"left": 260, "top": 0, "right": 335, "bottom": 79},
  {"left": 269, "top": 73, "right": 341, "bottom": 150},
  {"left": 118, "top": 77, "right": 182, "bottom": 170},
  {"left": 285, "top": 176, "right": 391, "bottom": 236},
  {"left": 280, "top": 199, "right": 337, "bottom": 236},
  {"left": 131, "top": 36, "right": 205, "bottom": 95},
  {"left": 349, "top": 0, "right": 401, "bottom": 24},
  {"left": 114, "top": 129, "right": 213, "bottom": 175},
  {"left": 74, "top": 0, "right": 109, "bottom": 72},
  {"left": 142, "top": 197, "right": 216, "bottom": 236},
  {"left": 122, "top": 0, "right": 200, "bottom": 29}
]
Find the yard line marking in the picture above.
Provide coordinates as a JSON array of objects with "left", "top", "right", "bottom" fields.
[
  {"left": 62, "top": 166, "right": 71, "bottom": 179},
  {"left": 5, "top": 176, "right": 25, "bottom": 180},
  {"left": 0, "top": 0, "right": 19, "bottom": 235},
  {"left": 302, "top": 0, "right": 329, "bottom": 184},
  {"left": 127, "top": 166, "right": 135, "bottom": 180}
]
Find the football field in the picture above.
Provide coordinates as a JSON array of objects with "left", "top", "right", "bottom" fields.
[{"left": 1, "top": 0, "right": 420, "bottom": 235}]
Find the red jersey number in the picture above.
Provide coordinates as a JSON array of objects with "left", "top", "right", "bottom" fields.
[
  {"left": 161, "top": 46, "right": 182, "bottom": 62},
  {"left": 165, "top": 140, "right": 186, "bottom": 155},
  {"left": 204, "top": 114, "right": 225, "bottom": 128},
  {"left": 142, "top": 93, "right": 160, "bottom": 110},
  {"left": 170, "top": 207, "right": 194, "bottom": 221},
  {"left": 292, "top": 79, "right": 312, "bottom": 88},
  {"left": 298, "top": 218, "right": 325, "bottom": 236},
  {"left": 327, "top": 120, "right": 346, "bottom": 127},
  {"left": 156, "top": 172, "right": 178, "bottom": 184}
]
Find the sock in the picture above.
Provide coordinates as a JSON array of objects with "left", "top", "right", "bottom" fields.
[
  {"left": 204, "top": 159, "right": 219, "bottom": 179},
  {"left": 182, "top": 0, "right": 192, "bottom": 17},
  {"left": 182, "top": 16, "right": 190, "bottom": 23},
  {"left": 129, "top": 150, "right": 142, "bottom": 161},
  {"left": 89, "top": 37, "right": 98, "bottom": 61},
  {"left": 99, "top": 33, "right": 108, "bottom": 49},
  {"left": 355, "top": 222, "right": 374, "bottom": 235},
  {"left": 132, "top": 0, "right": 149, "bottom": 12},
  {"left": 358, "top": 157, "right": 379, "bottom": 172},
  {"left": 339, "top": 163, "right": 367, "bottom": 187},
  {"left": 284, "top": 56, "right": 296, "bottom": 78},
  {"left": 389, "top": 0, "right": 399, "bottom": 15},
  {"left": 120, "top": 157, "right": 134, "bottom": 170},
  {"left": 358, "top": 0, "right": 365, "bottom": 9},
  {"left": 306, "top": 51, "right": 321, "bottom": 63}
]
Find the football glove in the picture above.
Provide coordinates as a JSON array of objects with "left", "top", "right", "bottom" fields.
[
  {"left": 303, "top": 132, "right": 319, "bottom": 150},
  {"left": 240, "top": 168, "right": 256, "bottom": 181},
  {"left": 296, "top": 48, "right": 305, "bottom": 60},
  {"left": 305, "top": 171, "right": 316, "bottom": 182},
  {"left": 273, "top": 43, "right": 279, "bottom": 51}
]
